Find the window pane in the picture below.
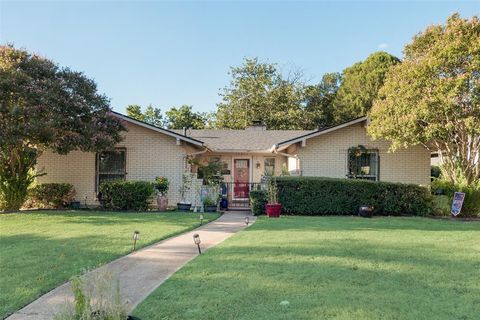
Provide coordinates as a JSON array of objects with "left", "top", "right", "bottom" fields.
[
  {"left": 264, "top": 158, "right": 275, "bottom": 175},
  {"left": 98, "top": 174, "right": 125, "bottom": 186},
  {"left": 347, "top": 149, "right": 378, "bottom": 181},
  {"left": 96, "top": 150, "right": 126, "bottom": 191},
  {"left": 98, "top": 150, "right": 125, "bottom": 173}
]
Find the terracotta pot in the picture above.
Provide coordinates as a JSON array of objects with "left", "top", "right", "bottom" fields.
[
  {"left": 156, "top": 194, "right": 168, "bottom": 211},
  {"left": 266, "top": 203, "right": 282, "bottom": 218}
]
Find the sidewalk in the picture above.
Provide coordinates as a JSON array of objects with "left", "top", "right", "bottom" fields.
[{"left": 7, "top": 211, "right": 255, "bottom": 320}]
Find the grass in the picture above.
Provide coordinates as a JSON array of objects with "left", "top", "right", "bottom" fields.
[
  {"left": 133, "top": 216, "right": 480, "bottom": 320},
  {"left": 0, "top": 210, "right": 219, "bottom": 319}
]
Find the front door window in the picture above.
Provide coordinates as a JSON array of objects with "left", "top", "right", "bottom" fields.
[{"left": 233, "top": 159, "right": 250, "bottom": 198}]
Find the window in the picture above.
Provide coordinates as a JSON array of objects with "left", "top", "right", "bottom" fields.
[
  {"left": 264, "top": 157, "right": 276, "bottom": 176},
  {"left": 347, "top": 148, "right": 379, "bottom": 181},
  {"left": 96, "top": 149, "right": 126, "bottom": 190}
]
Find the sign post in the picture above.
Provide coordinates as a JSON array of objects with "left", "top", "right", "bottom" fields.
[{"left": 451, "top": 192, "right": 466, "bottom": 217}]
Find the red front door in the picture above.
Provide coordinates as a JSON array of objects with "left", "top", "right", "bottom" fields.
[{"left": 233, "top": 159, "right": 250, "bottom": 199}]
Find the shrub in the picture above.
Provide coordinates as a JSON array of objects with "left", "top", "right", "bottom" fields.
[
  {"left": 27, "top": 183, "right": 76, "bottom": 209},
  {"left": 99, "top": 180, "right": 154, "bottom": 211},
  {"left": 433, "top": 195, "right": 451, "bottom": 216},
  {"left": 153, "top": 176, "right": 169, "bottom": 195},
  {"left": 431, "top": 179, "right": 480, "bottom": 217},
  {"left": 249, "top": 190, "right": 267, "bottom": 216},
  {"left": 275, "top": 177, "right": 433, "bottom": 216}
]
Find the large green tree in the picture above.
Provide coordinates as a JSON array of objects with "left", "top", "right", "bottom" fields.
[
  {"left": 302, "top": 72, "right": 341, "bottom": 129},
  {"left": 215, "top": 58, "right": 305, "bottom": 129},
  {"left": 126, "top": 104, "right": 165, "bottom": 127},
  {"left": 333, "top": 51, "right": 400, "bottom": 122},
  {"left": 368, "top": 14, "right": 480, "bottom": 185},
  {"left": 165, "top": 105, "right": 209, "bottom": 129},
  {"left": 0, "top": 45, "right": 125, "bottom": 210}
]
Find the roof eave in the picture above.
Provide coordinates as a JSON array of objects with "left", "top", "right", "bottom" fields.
[
  {"left": 111, "top": 111, "right": 204, "bottom": 146},
  {"left": 274, "top": 116, "right": 369, "bottom": 149}
]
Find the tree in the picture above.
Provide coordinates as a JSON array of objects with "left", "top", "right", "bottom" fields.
[
  {"left": 302, "top": 72, "right": 341, "bottom": 129},
  {"left": 215, "top": 58, "right": 305, "bottom": 129},
  {"left": 368, "top": 14, "right": 480, "bottom": 185},
  {"left": 0, "top": 45, "right": 125, "bottom": 210},
  {"left": 165, "top": 105, "right": 208, "bottom": 129},
  {"left": 126, "top": 104, "right": 165, "bottom": 127},
  {"left": 333, "top": 52, "right": 400, "bottom": 122}
]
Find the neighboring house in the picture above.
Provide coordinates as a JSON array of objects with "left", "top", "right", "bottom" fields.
[{"left": 37, "top": 113, "right": 431, "bottom": 207}]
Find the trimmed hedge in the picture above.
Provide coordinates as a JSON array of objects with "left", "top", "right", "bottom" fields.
[
  {"left": 431, "top": 179, "right": 480, "bottom": 217},
  {"left": 275, "top": 177, "right": 433, "bottom": 216},
  {"left": 249, "top": 190, "right": 267, "bottom": 216},
  {"left": 99, "top": 180, "right": 154, "bottom": 211},
  {"left": 27, "top": 183, "right": 76, "bottom": 209}
]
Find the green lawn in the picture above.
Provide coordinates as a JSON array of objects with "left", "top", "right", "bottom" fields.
[
  {"left": 134, "top": 216, "right": 480, "bottom": 320},
  {"left": 0, "top": 210, "right": 219, "bottom": 319}
]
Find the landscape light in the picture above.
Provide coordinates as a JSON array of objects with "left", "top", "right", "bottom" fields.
[
  {"left": 245, "top": 216, "right": 250, "bottom": 225},
  {"left": 193, "top": 233, "right": 201, "bottom": 254},
  {"left": 132, "top": 231, "right": 140, "bottom": 251},
  {"left": 199, "top": 213, "right": 204, "bottom": 225}
]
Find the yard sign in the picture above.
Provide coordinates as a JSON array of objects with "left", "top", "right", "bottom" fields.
[{"left": 451, "top": 192, "right": 466, "bottom": 217}]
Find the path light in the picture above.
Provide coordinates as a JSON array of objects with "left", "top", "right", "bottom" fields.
[
  {"left": 199, "top": 213, "right": 204, "bottom": 225},
  {"left": 132, "top": 231, "right": 140, "bottom": 251},
  {"left": 245, "top": 216, "right": 250, "bottom": 225},
  {"left": 193, "top": 233, "right": 201, "bottom": 254}
]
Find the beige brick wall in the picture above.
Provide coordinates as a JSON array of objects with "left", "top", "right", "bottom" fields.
[
  {"left": 297, "top": 123, "right": 430, "bottom": 185},
  {"left": 37, "top": 122, "right": 195, "bottom": 206}
]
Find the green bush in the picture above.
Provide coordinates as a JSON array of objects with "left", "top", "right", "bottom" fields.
[
  {"left": 433, "top": 195, "right": 451, "bottom": 216},
  {"left": 99, "top": 180, "right": 154, "bottom": 211},
  {"left": 27, "top": 183, "right": 76, "bottom": 209},
  {"left": 249, "top": 190, "right": 267, "bottom": 216},
  {"left": 431, "top": 165, "right": 442, "bottom": 180},
  {"left": 431, "top": 179, "right": 480, "bottom": 217},
  {"left": 275, "top": 177, "right": 433, "bottom": 216}
]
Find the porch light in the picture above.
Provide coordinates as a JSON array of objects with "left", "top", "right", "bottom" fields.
[
  {"left": 256, "top": 161, "right": 261, "bottom": 169},
  {"left": 199, "top": 213, "right": 204, "bottom": 225},
  {"left": 245, "top": 216, "right": 250, "bottom": 225},
  {"left": 193, "top": 233, "right": 202, "bottom": 254},
  {"left": 132, "top": 231, "right": 140, "bottom": 251}
]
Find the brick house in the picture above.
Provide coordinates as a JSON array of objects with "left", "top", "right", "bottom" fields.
[{"left": 37, "top": 112, "right": 430, "bottom": 207}]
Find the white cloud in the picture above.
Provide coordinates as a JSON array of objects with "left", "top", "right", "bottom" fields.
[{"left": 378, "top": 43, "right": 388, "bottom": 49}]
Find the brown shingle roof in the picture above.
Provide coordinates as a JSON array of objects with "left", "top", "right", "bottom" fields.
[{"left": 173, "top": 129, "right": 315, "bottom": 152}]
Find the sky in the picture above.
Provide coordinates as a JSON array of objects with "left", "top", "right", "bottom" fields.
[{"left": 0, "top": 1, "right": 479, "bottom": 114}]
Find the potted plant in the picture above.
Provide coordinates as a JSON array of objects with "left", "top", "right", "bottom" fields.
[
  {"left": 358, "top": 205, "right": 374, "bottom": 218},
  {"left": 265, "top": 178, "right": 281, "bottom": 218},
  {"left": 154, "top": 176, "right": 169, "bottom": 211},
  {"left": 177, "top": 173, "right": 192, "bottom": 212},
  {"left": 203, "top": 196, "right": 218, "bottom": 212}
]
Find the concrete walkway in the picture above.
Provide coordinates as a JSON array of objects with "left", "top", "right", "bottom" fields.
[{"left": 7, "top": 211, "right": 255, "bottom": 320}]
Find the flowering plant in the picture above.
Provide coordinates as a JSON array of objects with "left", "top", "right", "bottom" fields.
[{"left": 154, "top": 176, "right": 169, "bottom": 196}]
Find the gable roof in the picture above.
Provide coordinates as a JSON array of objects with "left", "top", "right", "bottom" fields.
[
  {"left": 274, "top": 116, "right": 369, "bottom": 150},
  {"left": 111, "top": 111, "right": 204, "bottom": 147},
  {"left": 112, "top": 112, "right": 367, "bottom": 153},
  {"left": 174, "top": 129, "right": 315, "bottom": 152}
]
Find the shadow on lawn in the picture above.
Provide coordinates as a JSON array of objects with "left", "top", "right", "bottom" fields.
[
  {"left": 249, "top": 215, "right": 480, "bottom": 232},
  {"left": 0, "top": 233, "right": 130, "bottom": 319},
  {"left": 10, "top": 210, "right": 205, "bottom": 226},
  {"left": 134, "top": 239, "right": 480, "bottom": 320}
]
